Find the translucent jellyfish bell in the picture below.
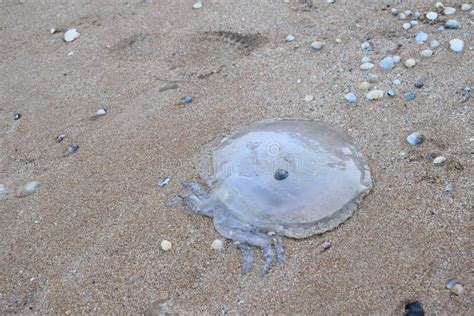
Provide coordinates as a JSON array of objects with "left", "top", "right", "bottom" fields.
[{"left": 180, "top": 119, "right": 372, "bottom": 273}]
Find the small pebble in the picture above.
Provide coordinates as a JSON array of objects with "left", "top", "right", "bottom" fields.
[
  {"left": 426, "top": 11, "right": 438, "bottom": 21},
  {"left": 404, "top": 58, "right": 416, "bottom": 68},
  {"left": 407, "top": 132, "right": 423, "bottom": 146},
  {"left": 435, "top": 2, "right": 444, "bottom": 9},
  {"left": 430, "top": 40, "right": 440, "bottom": 49},
  {"left": 211, "top": 239, "right": 224, "bottom": 250},
  {"left": 404, "top": 301, "right": 425, "bottom": 316},
  {"left": 462, "top": 85, "right": 471, "bottom": 102},
  {"left": 50, "top": 28, "right": 56, "bottom": 34},
  {"left": 56, "top": 134, "right": 65, "bottom": 142},
  {"left": 95, "top": 108, "right": 107, "bottom": 117},
  {"left": 161, "top": 240, "right": 172, "bottom": 251},
  {"left": 359, "top": 82, "right": 371, "bottom": 90},
  {"left": 433, "top": 156, "right": 447, "bottom": 164},
  {"left": 402, "top": 23, "right": 411, "bottom": 31},
  {"left": 360, "top": 62, "right": 374, "bottom": 70},
  {"left": 393, "top": 79, "right": 401, "bottom": 85},
  {"left": 443, "top": 7, "right": 456, "bottom": 15},
  {"left": 445, "top": 19, "right": 460, "bottom": 29},
  {"left": 67, "top": 144, "right": 79, "bottom": 154},
  {"left": 391, "top": 8, "right": 398, "bottom": 16},
  {"left": 183, "top": 95, "right": 193, "bottom": 104},
  {"left": 387, "top": 88, "right": 396, "bottom": 97},
  {"left": 415, "top": 11, "right": 421, "bottom": 18},
  {"left": 310, "top": 41, "right": 323, "bottom": 51},
  {"left": 304, "top": 95, "right": 314, "bottom": 102},
  {"left": 379, "top": 56, "right": 395, "bottom": 70},
  {"left": 159, "top": 176, "right": 170, "bottom": 187},
  {"left": 335, "top": 38, "right": 342, "bottom": 44},
  {"left": 326, "top": 0, "right": 335, "bottom": 3},
  {"left": 22, "top": 181, "right": 40, "bottom": 196},
  {"left": 437, "top": 26, "right": 445, "bottom": 32},
  {"left": 404, "top": 10, "right": 412, "bottom": 16},
  {"left": 420, "top": 49, "right": 433, "bottom": 57},
  {"left": 322, "top": 241, "right": 332, "bottom": 250},
  {"left": 444, "top": 183, "right": 454, "bottom": 193},
  {"left": 450, "top": 284, "right": 463, "bottom": 296},
  {"left": 404, "top": 92, "right": 416, "bottom": 101},
  {"left": 361, "top": 56, "right": 371, "bottom": 63},
  {"left": 461, "top": 3, "right": 472, "bottom": 11},
  {"left": 366, "top": 90, "right": 384, "bottom": 101},
  {"left": 414, "top": 79, "right": 424, "bottom": 88},
  {"left": 64, "top": 28, "right": 80, "bottom": 42},
  {"left": 392, "top": 56, "right": 401, "bottom": 64},
  {"left": 449, "top": 39, "right": 464, "bottom": 52},
  {"left": 415, "top": 32, "right": 428, "bottom": 43},
  {"left": 399, "top": 13, "right": 407, "bottom": 20},
  {"left": 285, "top": 34, "right": 295, "bottom": 42},
  {"left": 446, "top": 278, "right": 458, "bottom": 289},
  {"left": 14, "top": 113, "right": 21, "bottom": 120},
  {"left": 193, "top": 1, "right": 202, "bottom": 9},
  {"left": 368, "top": 74, "right": 379, "bottom": 84},
  {"left": 410, "top": 20, "right": 418, "bottom": 26},
  {"left": 361, "top": 42, "right": 373, "bottom": 51},
  {"left": 0, "top": 184, "right": 7, "bottom": 200},
  {"left": 344, "top": 92, "right": 357, "bottom": 104}
]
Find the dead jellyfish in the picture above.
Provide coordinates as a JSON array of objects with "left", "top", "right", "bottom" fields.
[{"left": 179, "top": 119, "right": 372, "bottom": 274}]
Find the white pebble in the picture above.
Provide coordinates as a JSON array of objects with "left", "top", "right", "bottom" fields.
[
  {"left": 304, "top": 95, "right": 314, "bottom": 102},
  {"left": 366, "top": 90, "right": 384, "bottom": 100},
  {"left": 64, "top": 28, "right": 80, "bottom": 42},
  {"left": 360, "top": 62, "right": 374, "bottom": 70},
  {"left": 22, "top": 181, "right": 40, "bottom": 196},
  {"left": 402, "top": 23, "right": 411, "bottom": 30},
  {"left": 449, "top": 39, "right": 464, "bottom": 52},
  {"left": 392, "top": 55, "right": 401, "bottom": 64},
  {"left": 0, "top": 184, "right": 7, "bottom": 200},
  {"left": 285, "top": 34, "right": 295, "bottom": 42},
  {"left": 435, "top": 2, "right": 444, "bottom": 9},
  {"left": 426, "top": 11, "right": 438, "bottom": 21},
  {"left": 359, "top": 82, "right": 371, "bottom": 90},
  {"left": 211, "top": 239, "right": 224, "bottom": 250},
  {"left": 193, "top": 1, "right": 202, "bottom": 9},
  {"left": 96, "top": 108, "right": 107, "bottom": 117},
  {"left": 420, "top": 49, "right": 433, "bottom": 57},
  {"left": 404, "top": 58, "right": 416, "bottom": 68},
  {"left": 161, "top": 240, "right": 172, "bottom": 251},
  {"left": 443, "top": 7, "right": 456, "bottom": 15},
  {"left": 430, "top": 40, "right": 440, "bottom": 49},
  {"left": 361, "top": 56, "right": 371, "bottom": 63},
  {"left": 393, "top": 79, "right": 401, "bottom": 85},
  {"left": 310, "top": 41, "right": 323, "bottom": 51},
  {"left": 433, "top": 156, "right": 447, "bottom": 164},
  {"left": 461, "top": 4, "right": 472, "bottom": 11},
  {"left": 322, "top": 241, "right": 332, "bottom": 250},
  {"left": 410, "top": 20, "right": 418, "bottom": 26},
  {"left": 50, "top": 28, "right": 56, "bottom": 34}
]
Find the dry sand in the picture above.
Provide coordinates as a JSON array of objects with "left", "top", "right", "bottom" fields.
[{"left": 0, "top": 0, "right": 472, "bottom": 314}]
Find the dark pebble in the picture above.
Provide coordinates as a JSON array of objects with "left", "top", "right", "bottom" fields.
[
  {"left": 387, "top": 88, "right": 396, "bottom": 97},
  {"left": 274, "top": 169, "right": 289, "bottom": 180},
  {"left": 414, "top": 79, "right": 424, "bottom": 89},
  {"left": 14, "top": 113, "right": 21, "bottom": 120},
  {"left": 404, "top": 301, "right": 425, "bottom": 316},
  {"left": 404, "top": 92, "right": 416, "bottom": 101},
  {"left": 67, "top": 144, "right": 79, "bottom": 154}
]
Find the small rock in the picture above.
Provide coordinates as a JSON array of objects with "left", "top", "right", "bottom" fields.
[
  {"left": 450, "top": 284, "right": 463, "bottom": 296},
  {"left": 49, "top": 28, "right": 57, "bottom": 34},
  {"left": 379, "top": 56, "right": 395, "bottom": 70},
  {"left": 433, "top": 156, "right": 447, "bottom": 164},
  {"left": 64, "top": 28, "right": 80, "bottom": 42},
  {"left": 393, "top": 79, "right": 401, "bottom": 85},
  {"left": 161, "top": 240, "right": 172, "bottom": 251},
  {"left": 310, "top": 41, "right": 323, "bottom": 51},
  {"left": 285, "top": 34, "right": 295, "bottom": 42},
  {"left": 402, "top": 23, "right": 411, "bottom": 30},
  {"left": 361, "top": 56, "right": 371, "bottom": 63},
  {"left": 344, "top": 92, "right": 357, "bottom": 104},
  {"left": 404, "top": 301, "right": 425, "bottom": 316},
  {"left": 435, "top": 2, "right": 444, "bottom": 9},
  {"left": 67, "top": 144, "right": 79, "bottom": 154},
  {"left": 361, "top": 42, "right": 373, "bottom": 51},
  {"left": 193, "top": 1, "right": 202, "bottom": 9},
  {"left": 387, "top": 88, "right": 396, "bottom": 97},
  {"left": 359, "top": 82, "right": 371, "bottom": 90},
  {"left": 426, "top": 11, "right": 438, "bottom": 21},
  {"left": 0, "top": 184, "right": 7, "bottom": 200},
  {"left": 444, "top": 183, "right": 454, "bottom": 193},
  {"left": 461, "top": 3, "right": 472, "bottom": 11},
  {"left": 446, "top": 278, "right": 458, "bottom": 289},
  {"left": 404, "top": 92, "right": 416, "bottom": 101},
  {"left": 399, "top": 13, "right": 407, "bottom": 20},
  {"left": 445, "top": 19, "right": 460, "bottom": 29},
  {"left": 159, "top": 177, "right": 170, "bottom": 187},
  {"left": 366, "top": 90, "right": 384, "bottom": 101},
  {"left": 415, "top": 32, "right": 428, "bottom": 43},
  {"left": 304, "top": 95, "right": 314, "bottom": 102},
  {"left": 360, "top": 62, "right": 374, "bottom": 70},
  {"left": 420, "top": 49, "right": 433, "bottom": 57},
  {"left": 404, "top": 58, "right": 416, "bottom": 68},
  {"left": 415, "top": 11, "right": 421, "bottom": 18},
  {"left": 391, "top": 8, "right": 398, "bottom": 16},
  {"left": 407, "top": 132, "right": 423, "bottom": 146},
  {"left": 368, "top": 74, "right": 379, "bottom": 84},
  {"left": 335, "top": 38, "right": 342, "bottom": 44},
  {"left": 95, "top": 108, "right": 107, "bottom": 117},
  {"left": 462, "top": 85, "right": 471, "bottom": 102},
  {"left": 404, "top": 10, "right": 412, "bottom": 16},
  {"left": 430, "top": 40, "right": 440, "bottom": 49},
  {"left": 322, "top": 241, "right": 332, "bottom": 250},
  {"left": 13, "top": 113, "right": 21, "bottom": 120},
  {"left": 437, "top": 26, "right": 445, "bottom": 32},
  {"left": 392, "top": 56, "right": 401, "bottom": 64},
  {"left": 449, "top": 39, "right": 464, "bottom": 52},
  {"left": 274, "top": 169, "right": 289, "bottom": 180},
  {"left": 183, "top": 95, "right": 193, "bottom": 104},
  {"left": 326, "top": 0, "right": 335, "bottom": 3},
  {"left": 56, "top": 134, "right": 65, "bottom": 142},
  {"left": 443, "top": 7, "right": 456, "bottom": 15},
  {"left": 414, "top": 79, "right": 424, "bottom": 88},
  {"left": 22, "top": 181, "right": 40, "bottom": 196},
  {"left": 211, "top": 239, "right": 224, "bottom": 250},
  {"left": 410, "top": 20, "right": 418, "bottom": 27}
]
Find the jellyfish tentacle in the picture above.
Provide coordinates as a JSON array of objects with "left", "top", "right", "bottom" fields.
[
  {"left": 238, "top": 243, "right": 254, "bottom": 273},
  {"left": 274, "top": 235, "right": 285, "bottom": 264},
  {"left": 181, "top": 180, "right": 216, "bottom": 217}
]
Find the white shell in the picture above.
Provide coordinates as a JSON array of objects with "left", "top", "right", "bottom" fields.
[{"left": 64, "top": 29, "right": 80, "bottom": 42}]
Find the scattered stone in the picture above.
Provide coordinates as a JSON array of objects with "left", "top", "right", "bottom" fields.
[
  {"left": 415, "top": 11, "right": 421, "bottom": 18},
  {"left": 64, "top": 28, "right": 80, "bottom": 42},
  {"left": 449, "top": 39, "right": 464, "bottom": 52},
  {"left": 415, "top": 32, "right": 428, "bottom": 43},
  {"left": 361, "top": 56, "right": 371, "bottom": 63},
  {"left": 161, "top": 240, "right": 172, "bottom": 251},
  {"left": 13, "top": 113, "right": 21, "bottom": 120},
  {"left": 433, "top": 156, "right": 447, "bottom": 164},
  {"left": 285, "top": 34, "right": 295, "bottom": 42},
  {"left": 67, "top": 144, "right": 79, "bottom": 154},
  {"left": 304, "top": 95, "right": 314, "bottom": 102},
  {"left": 50, "top": 28, "right": 57, "bottom": 34},
  {"left": 410, "top": 20, "right": 418, "bottom": 26},
  {"left": 445, "top": 19, "right": 460, "bottom": 29},
  {"left": 56, "top": 134, "right": 65, "bottom": 142},
  {"left": 360, "top": 62, "right": 374, "bottom": 70},
  {"left": 420, "top": 49, "right": 433, "bottom": 58},
  {"left": 414, "top": 79, "right": 424, "bottom": 89},
  {"left": 326, "top": 0, "right": 335, "bottom": 3},
  {"left": 435, "top": 2, "right": 444, "bottom": 9},
  {"left": 159, "top": 177, "right": 170, "bottom": 187},
  {"left": 426, "top": 11, "right": 438, "bottom": 21},
  {"left": 444, "top": 183, "right": 454, "bottom": 193},
  {"left": 21, "top": 181, "right": 40, "bottom": 196},
  {"left": 393, "top": 79, "right": 401, "bottom": 85},
  {"left": 462, "top": 85, "right": 471, "bottom": 102},
  {"left": 387, "top": 88, "right": 396, "bottom": 97},
  {"left": 461, "top": 3, "right": 472, "bottom": 11},
  {"left": 443, "top": 7, "right": 456, "bottom": 15},
  {"left": 344, "top": 92, "right": 357, "bottom": 104},
  {"left": 430, "top": 40, "right": 440, "bottom": 49},
  {"left": 366, "top": 90, "right": 384, "bottom": 101},
  {"left": 437, "top": 26, "right": 445, "bottom": 32},
  {"left": 407, "top": 132, "right": 423, "bottom": 146},
  {"left": 399, "top": 13, "right": 407, "bottom": 20},
  {"left": 379, "top": 56, "right": 395, "bottom": 70},
  {"left": 0, "top": 184, "right": 7, "bottom": 200},
  {"left": 359, "top": 82, "right": 371, "bottom": 90},
  {"left": 391, "top": 8, "right": 398, "bottom": 16},
  {"left": 404, "top": 10, "right": 412, "bottom": 16},
  {"left": 392, "top": 56, "right": 401, "bottom": 64},
  {"left": 95, "top": 108, "right": 107, "bottom": 117},
  {"left": 361, "top": 42, "right": 373, "bottom": 51},
  {"left": 450, "top": 284, "right": 463, "bottom": 296},
  {"left": 368, "top": 74, "right": 379, "bottom": 84},
  {"left": 193, "top": 1, "right": 202, "bottom": 9},
  {"left": 322, "top": 240, "right": 332, "bottom": 250},
  {"left": 403, "top": 23, "right": 411, "bottom": 31},
  {"left": 404, "top": 92, "right": 416, "bottom": 101},
  {"left": 183, "top": 95, "right": 193, "bottom": 104},
  {"left": 404, "top": 58, "right": 416, "bottom": 68},
  {"left": 335, "top": 38, "right": 342, "bottom": 44},
  {"left": 211, "top": 239, "right": 224, "bottom": 250},
  {"left": 310, "top": 41, "right": 323, "bottom": 51},
  {"left": 404, "top": 301, "right": 425, "bottom": 316},
  {"left": 446, "top": 278, "right": 458, "bottom": 289}
]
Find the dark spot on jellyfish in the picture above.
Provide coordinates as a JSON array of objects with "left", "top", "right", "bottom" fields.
[
  {"left": 175, "top": 119, "right": 372, "bottom": 275},
  {"left": 404, "top": 301, "right": 424, "bottom": 316},
  {"left": 274, "top": 169, "right": 289, "bottom": 180}
]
